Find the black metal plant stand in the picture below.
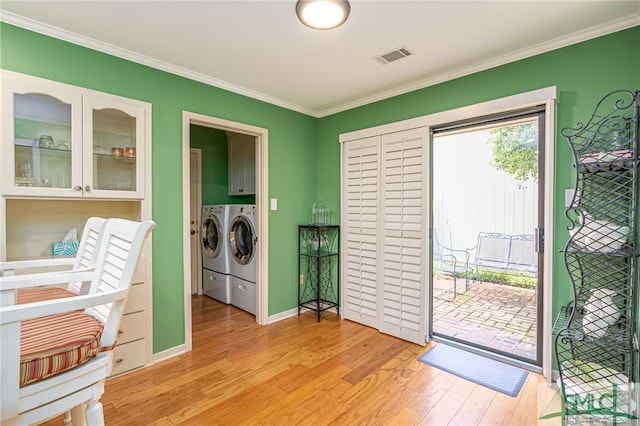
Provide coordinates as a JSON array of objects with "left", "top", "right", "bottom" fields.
[
  {"left": 298, "top": 225, "right": 340, "bottom": 322},
  {"left": 553, "top": 90, "right": 640, "bottom": 424}
]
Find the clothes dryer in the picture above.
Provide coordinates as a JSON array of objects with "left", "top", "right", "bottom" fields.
[{"left": 228, "top": 204, "right": 257, "bottom": 284}]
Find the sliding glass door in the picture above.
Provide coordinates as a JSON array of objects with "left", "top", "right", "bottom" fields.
[{"left": 431, "top": 107, "right": 545, "bottom": 366}]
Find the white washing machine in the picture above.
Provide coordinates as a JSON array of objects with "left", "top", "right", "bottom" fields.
[
  {"left": 228, "top": 204, "right": 257, "bottom": 314},
  {"left": 202, "top": 205, "right": 230, "bottom": 273},
  {"left": 201, "top": 205, "right": 230, "bottom": 303},
  {"left": 228, "top": 204, "right": 257, "bottom": 283}
]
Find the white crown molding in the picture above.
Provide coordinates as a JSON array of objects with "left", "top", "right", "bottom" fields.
[
  {"left": 1, "top": 10, "right": 638, "bottom": 119},
  {"left": 317, "top": 14, "right": 640, "bottom": 117},
  {"left": 0, "top": 10, "right": 318, "bottom": 117}
]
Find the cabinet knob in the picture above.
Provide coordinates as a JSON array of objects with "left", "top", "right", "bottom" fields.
[
  {"left": 239, "top": 189, "right": 244, "bottom": 193},
  {"left": 115, "top": 358, "right": 124, "bottom": 364},
  {"left": 73, "top": 185, "right": 82, "bottom": 191},
  {"left": 84, "top": 185, "right": 91, "bottom": 192},
  {"left": 190, "top": 230, "right": 196, "bottom": 235},
  {"left": 118, "top": 329, "right": 124, "bottom": 335}
]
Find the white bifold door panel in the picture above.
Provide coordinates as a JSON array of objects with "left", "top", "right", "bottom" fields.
[
  {"left": 342, "top": 135, "right": 380, "bottom": 329},
  {"left": 379, "top": 129, "right": 428, "bottom": 344},
  {"left": 341, "top": 127, "right": 429, "bottom": 345}
]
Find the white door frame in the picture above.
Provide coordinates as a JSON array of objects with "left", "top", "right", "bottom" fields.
[
  {"left": 190, "top": 148, "right": 203, "bottom": 295},
  {"left": 182, "top": 111, "right": 269, "bottom": 352}
]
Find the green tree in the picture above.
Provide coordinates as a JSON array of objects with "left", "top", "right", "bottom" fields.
[{"left": 488, "top": 122, "right": 538, "bottom": 188}]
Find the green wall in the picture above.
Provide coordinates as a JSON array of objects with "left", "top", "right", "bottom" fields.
[
  {"left": 189, "top": 125, "right": 255, "bottom": 205},
  {"left": 1, "top": 23, "right": 318, "bottom": 353},
  {"left": 2, "top": 20, "right": 639, "bottom": 355},
  {"left": 317, "top": 26, "right": 640, "bottom": 321}
]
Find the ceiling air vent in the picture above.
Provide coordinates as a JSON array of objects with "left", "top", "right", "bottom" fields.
[{"left": 375, "top": 47, "right": 414, "bottom": 65}]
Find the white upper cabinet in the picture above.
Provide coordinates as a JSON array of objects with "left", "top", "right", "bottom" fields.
[
  {"left": 82, "top": 94, "right": 146, "bottom": 198},
  {"left": 228, "top": 133, "right": 255, "bottom": 196},
  {"left": 1, "top": 71, "right": 149, "bottom": 199}
]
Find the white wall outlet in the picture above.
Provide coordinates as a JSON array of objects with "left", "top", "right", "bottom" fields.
[{"left": 271, "top": 198, "right": 278, "bottom": 211}]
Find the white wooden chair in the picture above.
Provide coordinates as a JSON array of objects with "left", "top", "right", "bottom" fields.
[
  {"left": 0, "top": 217, "right": 108, "bottom": 302},
  {"left": 0, "top": 218, "right": 155, "bottom": 426}
]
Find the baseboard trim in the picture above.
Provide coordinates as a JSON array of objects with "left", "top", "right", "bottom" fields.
[
  {"left": 267, "top": 307, "right": 299, "bottom": 324},
  {"left": 153, "top": 344, "right": 186, "bottom": 364}
]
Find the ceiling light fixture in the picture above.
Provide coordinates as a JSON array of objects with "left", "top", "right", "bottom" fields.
[{"left": 296, "top": 0, "right": 350, "bottom": 30}]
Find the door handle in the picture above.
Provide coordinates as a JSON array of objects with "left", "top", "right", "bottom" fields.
[{"left": 534, "top": 227, "right": 544, "bottom": 253}]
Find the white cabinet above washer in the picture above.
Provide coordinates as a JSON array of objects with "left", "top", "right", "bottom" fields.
[{"left": 227, "top": 133, "right": 255, "bottom": 196}]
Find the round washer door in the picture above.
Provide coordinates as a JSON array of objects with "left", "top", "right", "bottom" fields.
[
  {"left": 229, "top": 216, "right": 255, "bottom": 265},
  {"left": 201, "top": 215, "right": 222, "bottom": 258}
]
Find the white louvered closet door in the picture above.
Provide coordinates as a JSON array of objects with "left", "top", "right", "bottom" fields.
[
  {"left": 379, "top": 128, "right": 429, "bottom": 345},
  {"left": 342, "top": 135, "right": 380, "bottom": 329}
]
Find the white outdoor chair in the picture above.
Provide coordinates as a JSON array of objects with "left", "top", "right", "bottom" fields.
[
  {"left": 0, "top": 217, "right": 108, "bottom": 303},
  {"left": 0, "top": 218, "right": 155, "bottom": 426}
]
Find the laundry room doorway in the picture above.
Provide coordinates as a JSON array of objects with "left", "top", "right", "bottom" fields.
[{"left": 182, "top": 111, "right": 269, "bottom": 352}]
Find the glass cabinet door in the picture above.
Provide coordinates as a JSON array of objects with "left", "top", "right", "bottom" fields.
[
  {"left": 2, "top": 78, "right": 83, "bottom": 197},
  {"left": 2, "top": 75, "right": 147, "bottom": 200},
  {"left": 82, "top": 94, "right": 145, "bottom": 199}
]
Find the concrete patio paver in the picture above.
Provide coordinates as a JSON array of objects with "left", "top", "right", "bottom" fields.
[{"left": 433, "top": 277, "right": 538, "bottom": 361}]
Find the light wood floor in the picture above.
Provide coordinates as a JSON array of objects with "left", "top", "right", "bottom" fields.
[{"left": 43, "top": 295, "right": 546, "bottom": 425}]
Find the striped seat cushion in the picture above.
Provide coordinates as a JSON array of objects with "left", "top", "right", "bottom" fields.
[
  {"left": 20, "top": 311, "right": 103, "bottom": 387},
  {"left": 17, "top": 287, "right": 76, "bottom": 304}
]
